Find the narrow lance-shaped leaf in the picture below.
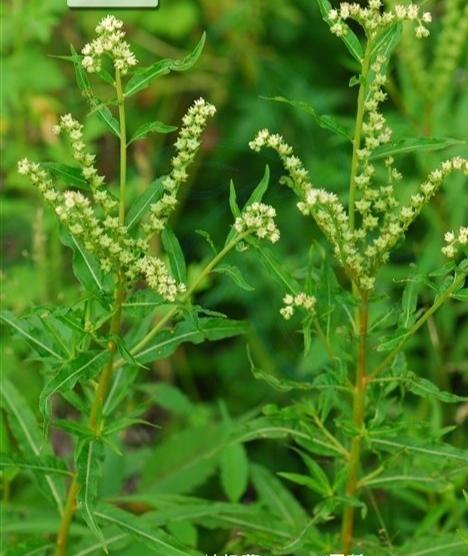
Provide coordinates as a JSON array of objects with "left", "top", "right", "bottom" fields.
[
  {"left": 39, "top": 351, "right": 109, "bottom": 423},
  {"left": 213, "top": 264, "right": 255, "bottom": 292},
  {"left": 262, "top": 96, "right": 352, "bottom": 141},
  {"left": 59, "top": 228, "right": 106, "bottom": 293},
  {"left": 127, "top": 121, "right": 177, "bottom": 146},
  {"left": 225, "top": 166, "right": 270, "bottom": 245},
  {"left": 162, "top": 228, "right": 187, "bottom": 283},
  {"left": 315, "top": 0, "right": 363, "bottom": 62},
  {"left": 70, "top": 45, "right": 120, "bottom": 138},
  {"left": 0, "top": 379, "right": 64, "bottom": 514},
  {"left": 76, "top": 440, "right": 106, "bottom": 546},
  {"left": 125, "top": 177, "right": 165, "bottom": 230},
  {"left": 134, "top": 318, "right": 247, "bottom": 364},
  {"left": 220, "top": 443, "right": 249, "bottom": 503},
  {"left": 0, "top": 453, "right": 71, "bottom": 476},
  {"left": 0, "top": 311, "right": 64, "bottom": 361},
  {"left": 95, "top": 504, "right": 202, "bottom": 556},
  {"left": 125, "top": 33, "right": 206, "bottom": 98},
  {"left": 250, "top": 464, "right": 308, "bottom": 529},
  {"left": 42, "top": 163, "right": 89, "bottom": 191},
  {"left": 369, "top": 137, "right": 465, "bottom": 160}
]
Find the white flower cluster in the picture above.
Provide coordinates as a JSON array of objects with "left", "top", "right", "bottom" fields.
[
  {"left": 368, "top": 157, "right": 468, "bottom": 270},
  {"left": 144, "top": 99, "right": 216, "bottom": 236},
  {"left": 250, "top": 130, "right": 375, "bottom": 291},
  {"left": 81, "top": 15, "right": 137, "bottom": 74},
  {"left": 328, "top": 1, "right": 431, "bottom": 40},
  {"left": 280, "top": 293, "right": 316, "bottom": 320},
  {"left": 234, "top": 202, "right": 280, "bottom": 243},
  {"left": 53, "top": 114, "right": 117, "bottom": 214},
  {"left": 17, "top": 159, "right": 183, "bottom": 301},
  {"left": 442, "top": 227, "right": 468, "bottom": 259}
]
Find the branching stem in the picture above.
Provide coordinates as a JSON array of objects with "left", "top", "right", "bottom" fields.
[
  {"left": 370, "top": 270, "right": 466, "bottom": 379},
  {"left": 55, "top": 69, "right": 128, "bottom": 556},
  {"left": 348, "top": 40, "right": 373, "bottom": 232},
  {"left": 341, "top": 294, "right": 369, "bottom": 553}
]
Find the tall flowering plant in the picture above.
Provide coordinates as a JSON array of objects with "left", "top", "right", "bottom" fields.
[
  {"left": 243, "top": 1, "right": 468, "bottom": 553},
  {"left": 3, "top": 16, "right": 280, "bottom": 555}
]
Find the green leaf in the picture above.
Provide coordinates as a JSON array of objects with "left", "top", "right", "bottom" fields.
[
  {"left": 42, "top": 163, "right": 89, "bottom": 190},
  {"left": 369, "top": 137, "right": 465, "bottom": 160},
  {"left": 198, "top": 317, "right": 247, "bottom": 341},
  {"left": 134, "top": 321, "right": 204, "bottom": 364},
  {"left": 249, "top": 241, "right": 302, "bottom": 293},
  {"left": 125, "top": 33, "right": 206, "bottom": 97},
  {"left": 76, "top": 440, "right": 106, "bottom": 546},
  {"left": 225, "top": 166, "right": 270, "bottom": 244},
  {"left": 250, "top": 464, "right": 307, "bottom": 529},
  {"left": 125, "top": 177, "right": 165, "bottom": 230},
  {"left": 59, "top": 228, "right": 106, "bottom": 293},
  {"left": 39, "top": 351, "right": 109, "bottom": 423},
  {"left": 0, "top": 311, "right": 64, "bottom": 361},
  {"left": 370, "top": 437, "right": 468, "bottom": 462},
  {"left": 407, "top": 375, "right": 468, "bottom": 404},
  {"left": 6, "top": 539, "right": 55, "bottom": 556},
  {"left": 294, "top": 450, "right": 331, "bottom": 495},
  {"left": 134, "top": 318, "right": 246, "bottom": 365},
  {"left": 243, "top": 164, "right": 270, "bottom": 207},
  {"left": 0, "top": 379, "right": 64, "bottom": 514},
  {"left": 162, "top": 228, "right": 187, "bottom": 283},
  {"left": 248, "top": 351, "right": 314, "bottom": 392},
  {"left": 277, "top": 472, "right": 326, "bottom": 495},
  {"left": 138, "top": 383, "right": 193, "bottom": 416},
  {"left": 141, "top": 424, "right": 225, "bottom": 494},
  {"left": 228, "top": 180, "right": 241, "bottom": 218},
  {"left": 399, "top": 272, "right": 424, "bottom": 329},
  {"left": 0, "top": 453, "right": 70, "bottom": 476},
  {"left": 95, "top": 505, "right": 201, "bottom": 555},
  {"left": 220, "top": 443, "right": 249, "bottom": 503},
  {"left": 128, "top": 121, "right": 177, "bottom": 146},
  {"left": 262, "top": 96, "right": 351, "bottom": 141},
  {"left": 70, "top": 46, "right": 120, "bottom": 138},
  {"left": 315, "top": 0, "right": 363, "bottom": 62},
  {"left": 213, "top": 264, "right": 255, "bottom": 291},
  {"left": 371, "top": 22, "right": 402, "bottom": 58}
]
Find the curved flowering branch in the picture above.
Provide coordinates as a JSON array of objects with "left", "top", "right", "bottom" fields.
[
  {"left": 17, "top": 159, "right": 183, "bottom": 301},
  {"left": 53, "top": 114, "right": 117, "bottom": 214},
  {"left": 144, "top": 98, "right": 217, "bottom": 236},
  {"left": 250, "top": 130, "right": 375, "bottom": 291}
]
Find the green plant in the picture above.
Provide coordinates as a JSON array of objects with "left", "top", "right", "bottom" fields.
[
  {"left": 1, "top": 16, "right": 281, "bottom": 555},
  {"left": 241, "top": 0, "right": 468, "bottom": 553}
]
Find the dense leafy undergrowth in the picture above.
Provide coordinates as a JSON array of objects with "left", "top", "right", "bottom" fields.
[{"left": 1, "top": 1, "right": 467, "bottom": 555}]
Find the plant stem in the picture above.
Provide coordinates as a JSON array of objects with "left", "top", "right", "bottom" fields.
[
  {"left": 116, "top": 69, "right": 127, "bottom": 226},
  {"left": 370, "top": 270, "right": 467, "bottom": 379},
  {"left": 341, "top": 294, "right": 369, "bottom": 553},
  {"left": 55, "top": 69, "right": 128, "bottom": 556},
  {"left": 127, "top": 234, "right": 246, "bottom": 359},
  {"left": 55, "top": 477, "right": 79, "bottom": 556},
  {"left": 348, "top": 40, "right": 373, "bottom": 232}
]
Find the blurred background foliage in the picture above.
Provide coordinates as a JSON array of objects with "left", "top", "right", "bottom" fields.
[{"left": 1, "top": 0, "right": 467, "bottom": 552}]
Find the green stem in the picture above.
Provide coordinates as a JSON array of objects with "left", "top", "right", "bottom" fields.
[
  {"left": 55, "top": 69, "right": 128, "bottom": 556},
  {"left": 348, "top": 40, "right": 373, "bottom": 232},
  {"left": 127, "top": 234, "right": 247, "bottom": 359},
  {"left": 370, "top": 270, "right": 467, "bottom": 379},
  {"left": 116, "top": 69, "right": 127, "bottom": 226},
  {"left": 341, "top": 294, "right": 369, "bottom": 553}
]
